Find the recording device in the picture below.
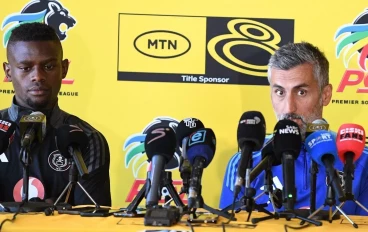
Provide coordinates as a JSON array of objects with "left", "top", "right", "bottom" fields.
[
  {"left": 0, "top": 119, "right": 16, "bottom": 154},
  {"left": 306, "top": 119, "right": 329, "bottom": 213},
  {"left": 186, "top": 128, "right": 216, "bottom": 209},
  {"left": 19, "top": 111, "right": 46, "bottom": 147},
  {"left": 176, "top": 118, "right": 205, "bottom": 194},
  {"left": 56, "top": 124, "right": 89, "bottom": 179},
  {"left": 144, "top": 126, "right": 177, "bottom": 207},
  {"left": 144, "top": 206, "right": 181, "bottom": 226},
  {"left": 235, "top": 111, "right": 266, "bottom": 197},
  {"left": 273, "top": 119, "right": 302, "bottom": 211}
]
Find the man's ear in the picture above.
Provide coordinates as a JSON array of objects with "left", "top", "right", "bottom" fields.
[
  {"left": 3, "top": 62, "right": 12, "bottom": 81},
  {"left": 322, "top": 84, "right": 333, "bottom": 106},
  {"left": 61, "top": 59, "right": 69, "bottom": 79}
]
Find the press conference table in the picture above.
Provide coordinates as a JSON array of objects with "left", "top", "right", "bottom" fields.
[{"left": 0, "top": 210, "right": 366, "bottom": 232}]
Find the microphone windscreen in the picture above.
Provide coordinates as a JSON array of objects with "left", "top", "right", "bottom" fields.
[
  {"left": 176, "top": 118, "right": 205, "bottom": 147},
  {"left": 186, "top": 128, "right": 216, "bottom": 168},
  {"left": 144, "top": 126, "right": 176, "bottom": 163},
  {"left": 237, "top": 111, "right": 266, "bottom": 150},
  {"left": 305, "top": 119, "right": 329, "bottom": 138},
  {"left": 336, "top": 124, "right": 365, "bottom": 162},
  {"left": 273, "top": 119, "right": 302, "bottom": 161},
  {"left": 305, "top": 130, "right": 337, "bottom": 166},
  {"left": 261, "top": 137, "right": 281, "bottom": 166},
  {"left": 0, "top": 119, "right": 16, "bottom": 154},
  {"left": 19, "top": 111, "right": 46, "bottom": 143},
  {"left": 56, "top": 124, "right": 89, "bottom": 159}
]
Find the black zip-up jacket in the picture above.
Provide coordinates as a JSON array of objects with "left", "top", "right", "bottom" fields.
[{"left": 0, "top": 99, "right": 111, "bottom": 206}]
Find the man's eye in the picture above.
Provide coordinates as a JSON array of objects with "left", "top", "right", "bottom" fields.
[
  {"left": 20, "top": 67, "right": 31, "bottom": 71},
  {"left": 45, "top": 65, "right": 54, "bottom": 70},
  {"left": 275, "top": 89, "right": 284, "bottom": 96},
  {"left": 298, "top": 90, "right": 307, "bottom": 96}
]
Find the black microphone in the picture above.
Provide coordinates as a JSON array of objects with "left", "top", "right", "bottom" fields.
[
  {"left": 20, "top": 112, "right": 46, "bottom": 147},
  {"left": 0, "top": 119, "right": 16, "bottom": 154},
  {"left": 186, "top": 128, "right": 216, "bottom": 209},
  {"left": 234, "top": 111, "right": 266, "bottom": 197},
  {"left": 144, "top": 126, "right": 176, "bottom": 207},
  {"left": 273, "top": 119, "right": 302, "bottom": 211},
  {"left": 55, "top": 124, "right": 89, "bottom": 179},
  {"left": 249, "top": 137, "right": 281, "bottom": 183},
  {"left": 176, "top": 118, "right": 205, "bottom": 194}
]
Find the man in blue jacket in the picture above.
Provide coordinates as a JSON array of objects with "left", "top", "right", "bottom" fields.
[{"left": 220, "top": 42, "right": 368, "bottom": 216}]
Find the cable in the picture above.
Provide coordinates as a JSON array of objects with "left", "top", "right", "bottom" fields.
[
  {"left": 284, "top": 223, "right": 310, "bottom": 232},
  {"left": 0, "top": 202, "right": 25, "bottom": 232}
]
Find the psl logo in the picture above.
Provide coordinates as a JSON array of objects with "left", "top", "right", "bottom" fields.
[
  {"left": 123, "top": 117, "right": 186, "bottom": 203},
  {"left": 1, "top": 0, "right": 76, "bottom": 84},
  {"left": 334, "top": 9, "right": 368, "bottom": 93}
]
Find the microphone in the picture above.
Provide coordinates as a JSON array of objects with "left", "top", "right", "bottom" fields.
[
  {"left": 144, "top": 126, "right": 176, "bottom": 207},
  {"left": 305, "top": 130, "right": 345, "bottom": 202},
  {"left": 234, "top": 111, "right": 266, "bottom": 197},
  {"left": 20, "top": 112, "right": 46, "bottom": 147},
  {"left": 186, "top": 128, "right": 216, "bottom": 209},
  {"left": 336, "top": 124, "right": 365, "bottom": 197},
  {"left": 55, "top": 124, "right": 89, "bottom": 179},
  {"left": 273, "top": 119, "right": 302, "bottom": 211},
  {"left": 249, "top": 137, "right": 281, "bottom": 183},
  {"left": 175, "top": 118, "right": 205, "bottom": 194},
  {"left": 0, "top": 119, "right": 16, "bottom": 154},
  {"left": 306, "top": 119, "right": 329, "bottom": 213}
]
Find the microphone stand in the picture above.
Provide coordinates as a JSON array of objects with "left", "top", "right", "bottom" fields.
[
  {"left": 331, "top": 154, "right": 368, "bottom": 217},
  {"left": 126, "top": 170, "right": 185, "bottom": 216},
  {"left": 221, "top": 155, "right": 274, "bottom": 222},
  {"left": 0, "top": 147, "right": 52, "bottom": 213},
  {"left": 310, "top": 160, "right": 318, "bottom": 213},
  {"left": 300, "top": 172, "right": 357, "bottom": 228},
  {"left": 253, "top": 157, "right": 282, "bottom": 214},
  {"left": 54, "top": 159, "right": 99, "bottom": 209}
]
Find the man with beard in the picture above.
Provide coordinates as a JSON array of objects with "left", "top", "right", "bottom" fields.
[
  {"left": 220, "top": 42, "right": 368, "bottom": 215},
  {"left": 0, "top": 23, "right": 111, "bottom": 207}
]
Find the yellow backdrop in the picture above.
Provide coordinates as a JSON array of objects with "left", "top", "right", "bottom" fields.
[{"left": 1, "top": 0, "right": 368, "bottom": 208}]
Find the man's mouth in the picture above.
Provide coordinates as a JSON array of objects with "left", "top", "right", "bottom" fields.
[{"left": 28, "top": 87, "right": 49, "bottom": 96}]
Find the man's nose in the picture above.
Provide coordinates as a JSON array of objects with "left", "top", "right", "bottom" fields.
[
  {"left": 30, "top": 67, "right": 46, "bottom": 82},
  {"left": 284, "top": 93, "right": 297, "bottom": 113}
]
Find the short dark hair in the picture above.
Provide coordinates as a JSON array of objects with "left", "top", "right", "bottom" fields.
[
  {"left": 7, "top": 22, "right": 63, "bottom": 56},
  {"left": 267, "top": 41, "right": 329, "bottom": 91}
]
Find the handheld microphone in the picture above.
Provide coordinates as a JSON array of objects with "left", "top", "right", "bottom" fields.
[
  {"left": 186, "top": 128, "right": 216, "bottom": 209},
  {"left": 0, "top": 119, "right": 16, "bottom": 154},
  {"left": 336, "top": 124, "right": 365, "bottom": 196},
  {"left": 235, "top": 111, "right": 266, "bottom": 197},
  {"left": 273, "top": 119, "right": 302, "bottom": 211},
  {"left": 306, "top": 119, "right": 329, "bottom": 213},
  {"left": 20, "top": 112, "right": 46, "bottom": 147},
  {"left": 305, "top": 130, "right": 345, "bottom": 202},
  {"left": 176, "top": 118, "right": 205, "bottom": 194},
  {"left": 55, "top": 125, "right": 89, "bottom": 179},
  {"left": 144, "top": 126, "right": 176, "bottom": 207}
]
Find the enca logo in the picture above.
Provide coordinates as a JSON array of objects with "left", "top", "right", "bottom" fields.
[{"left": 134, "top": 30, "right": 191, "bottom": 59}]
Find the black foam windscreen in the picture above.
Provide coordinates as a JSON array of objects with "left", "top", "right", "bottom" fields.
[
  {"left": 261, "top": 137, "right": 281, "bottom": 166},
  {"left": 55, "top": 124, "right": 89, "bottom": 159},
  {"left": 0, "top": 119, "right": 16, "bottom": 154},
  {"left": 145, "top": 126, "right": 176, "bottom": 163},
  {"left": 273, "top": 120, "right": 302, "bottom": 162},
  {"left": 176, "top": 118, "right": 205, "bottom": 147},
  {"left": 237, "top": 111, "right": 266, "bottom": 150}
]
